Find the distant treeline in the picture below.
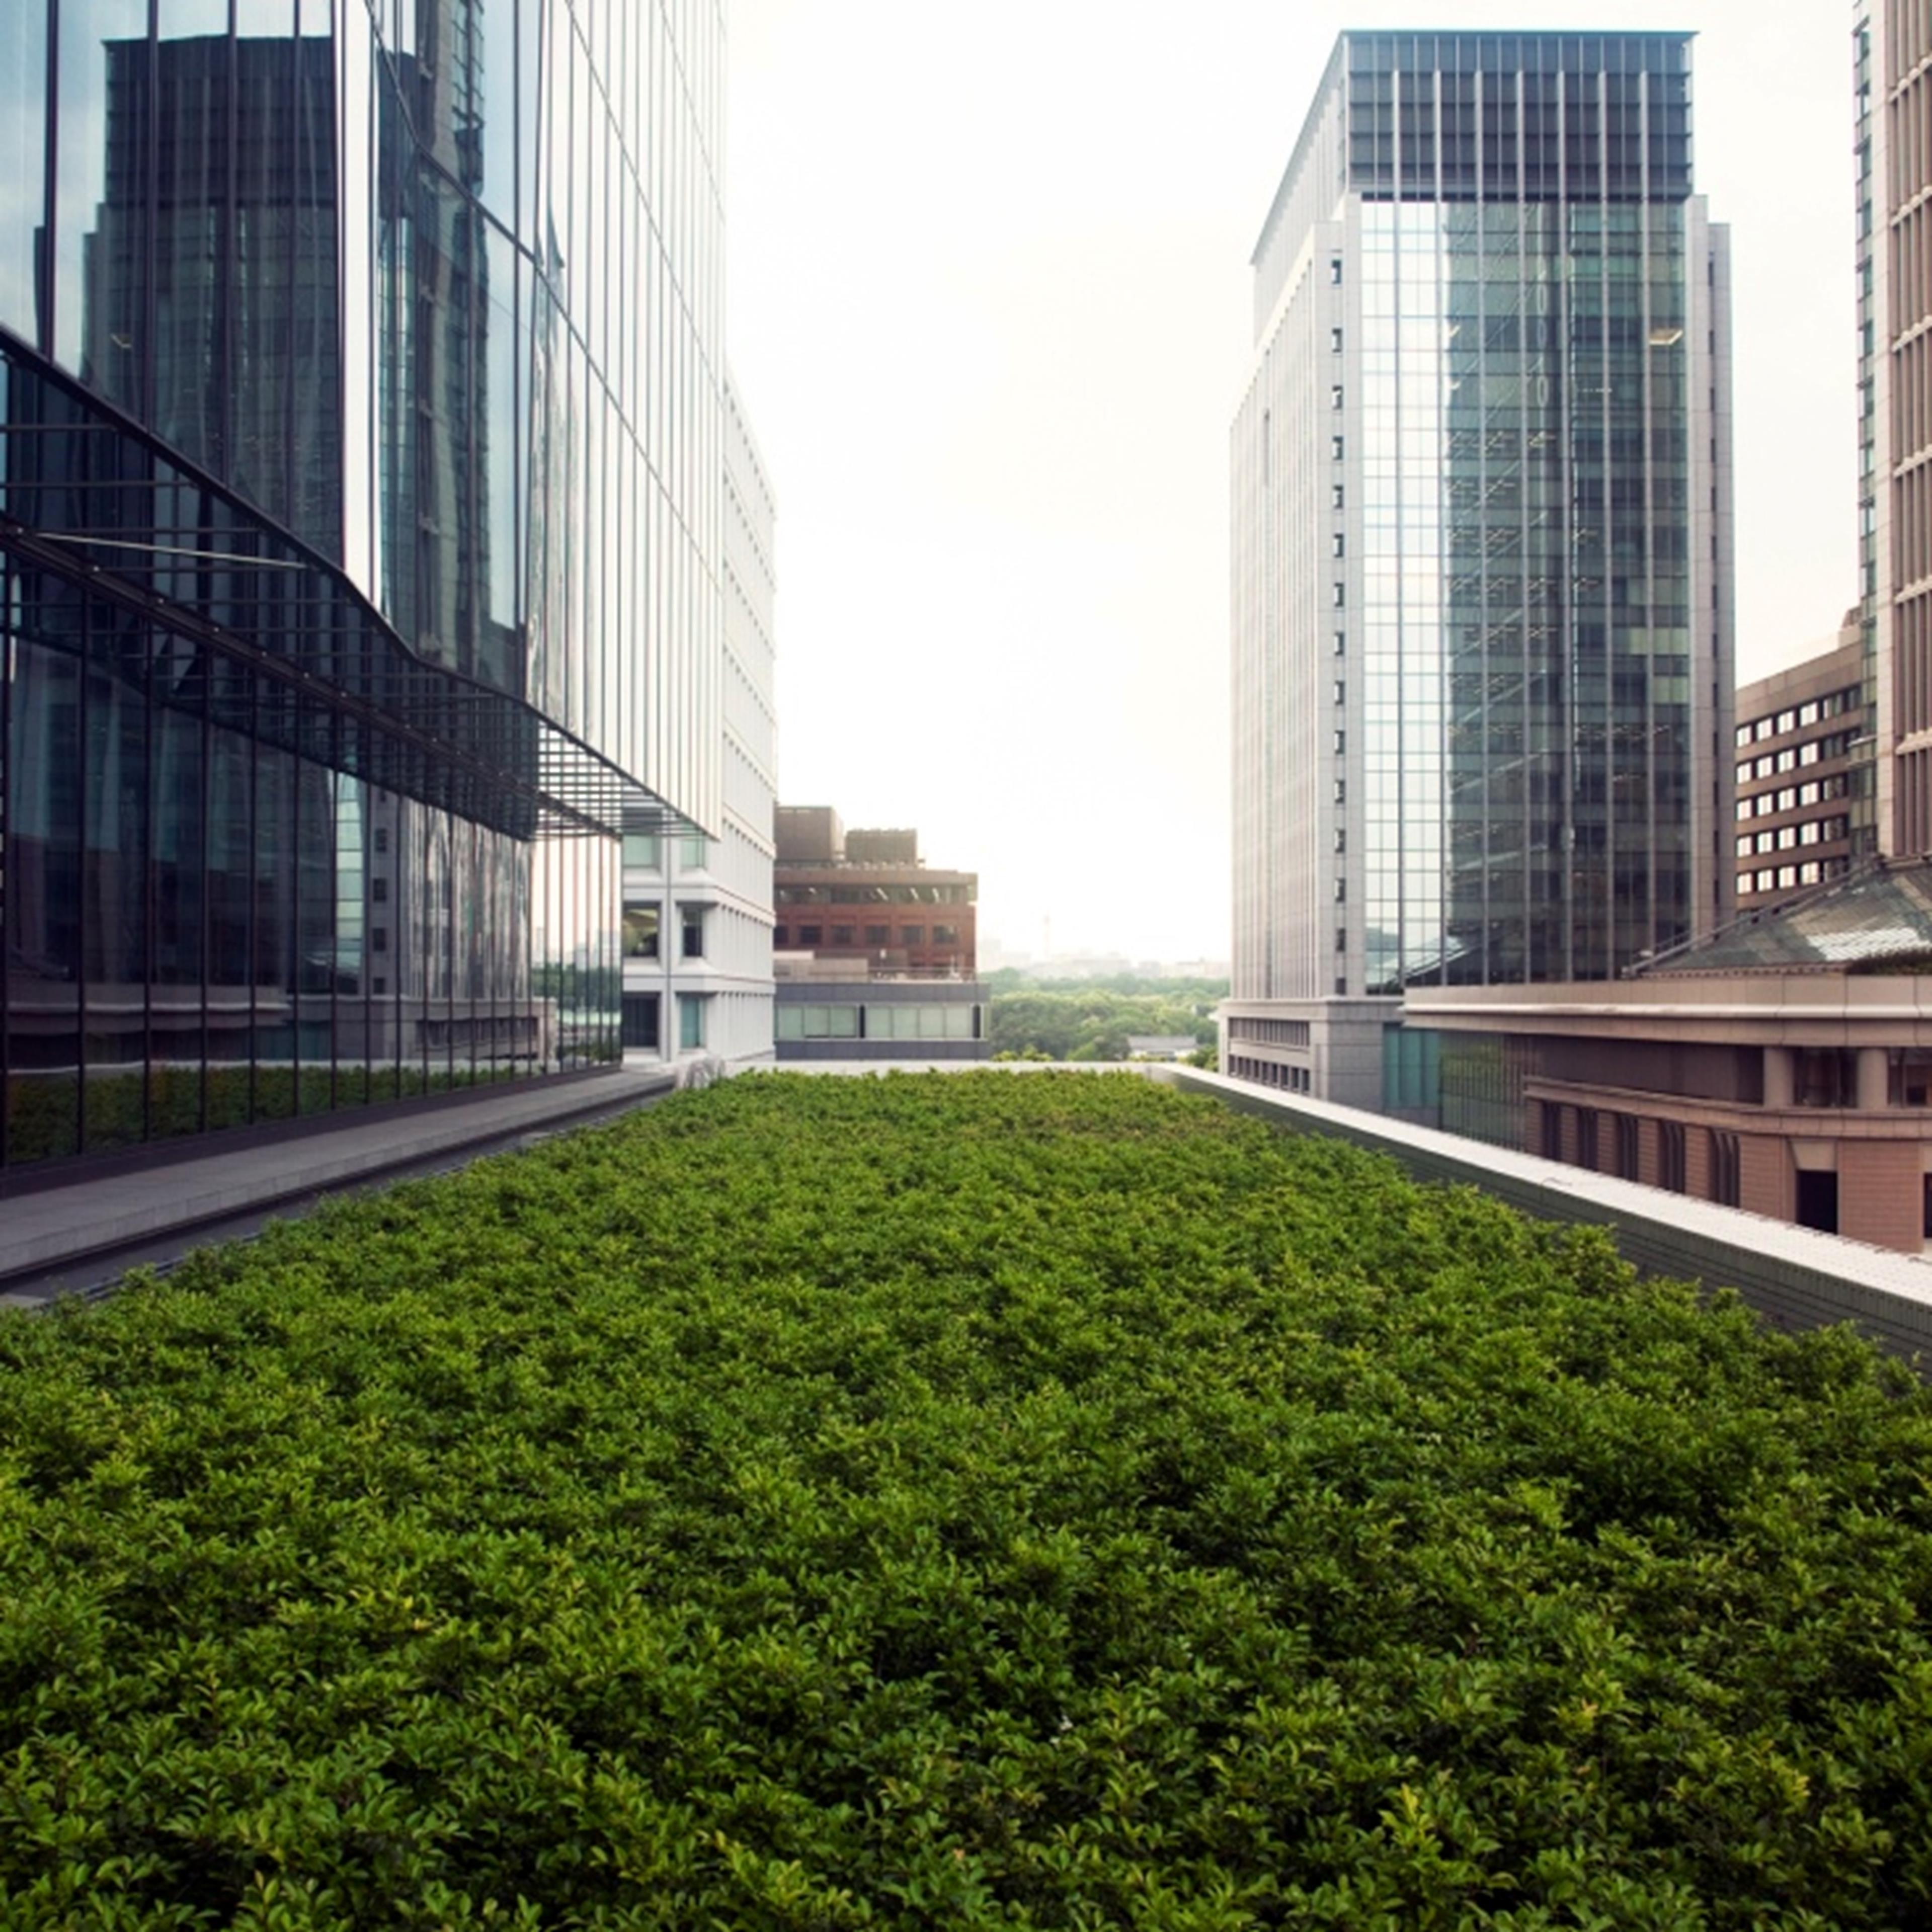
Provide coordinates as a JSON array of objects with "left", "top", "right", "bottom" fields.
[{"left": 985, "top": 973, "right": 1225, "bottom": 1061}]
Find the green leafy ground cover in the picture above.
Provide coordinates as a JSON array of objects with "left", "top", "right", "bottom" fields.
[{"left": 2, "top": 1071, "right": 1930, "bottom": 1929}]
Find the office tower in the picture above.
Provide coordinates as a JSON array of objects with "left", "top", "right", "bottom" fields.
[
  {"left": 621, "top": 377, "right": 780, "bottom": 1069},
  {"left": 1855, "top": 4, "right": 1932, "bottom": 853},
  {"left": 1227, "top": 31, "right": 1733, "bottom": 1107},
  {"left": 0, "top": 2, "right": 737, "bottom": 1170}
]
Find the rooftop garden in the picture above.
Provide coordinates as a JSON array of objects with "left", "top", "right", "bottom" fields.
[{"left": 2, "top": 1071, "right": 1928, "bottom": 1927}]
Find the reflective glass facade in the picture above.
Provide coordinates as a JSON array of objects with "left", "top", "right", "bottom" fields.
[
  {"left": 1233, "top": 33, "right": 1731, "bottom": 1025},
  {"left": 1, "top": 1, "right": 726, "bottom": 1170}
]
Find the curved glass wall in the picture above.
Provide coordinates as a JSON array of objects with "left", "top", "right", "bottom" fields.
[{"left": 0, "top": 1, "right": 720, "bottom": 1170}]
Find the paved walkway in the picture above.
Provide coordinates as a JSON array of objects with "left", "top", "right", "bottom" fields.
[{"left": 0, "top": 1064, "right": 679, "bottom": 1307}]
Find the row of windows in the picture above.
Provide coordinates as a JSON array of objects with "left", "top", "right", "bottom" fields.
[
  {"left": 1541, "top": 1104, "right": 1704, "bottom": 1199},
  {"left": 1735, "top": 732, "right": 1857, "bottom": 782},
  {"left": 1735, "top": 856, "right": 1852, "bottom": 895},
  {"left": 775, "top": 883, "right": 974, "bottom": 905},
  {"left": 776, "top": 924, "right": 961, "bottom": 950},
  {"left": 1227, "top": 1056, "right": 1313, "bottom": 1095},
  {"left": 1734, "top": 817, "right": 1852, "bottom": 857},
  {"left": 1734, "top": 773, "right": 1852, "bottom": 820},
  {"left": 1228, "top": 1017, "right": 1313, "bottom": 1046},
  {"left": 619, "top": 993, "right": 708, "bottom": 1053},
  {"left": 1733, "top": 686, "right": 1861, "bottom": 747},
  {"left": 776, "top": 1004, "right": 982, "bottom": 1043}
]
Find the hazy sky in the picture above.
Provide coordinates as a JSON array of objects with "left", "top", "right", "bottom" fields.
[{"left": 727, "top": 2, "right": 1857, "bottom": 966}]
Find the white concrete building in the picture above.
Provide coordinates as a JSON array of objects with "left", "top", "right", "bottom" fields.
[{"left": 623, "top": 379, "right": 778, "bottom": 1069}]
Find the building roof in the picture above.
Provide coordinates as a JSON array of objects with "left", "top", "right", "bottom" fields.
[{"left": 1640, "top": 860, "right": 1932, "bottom": 977}]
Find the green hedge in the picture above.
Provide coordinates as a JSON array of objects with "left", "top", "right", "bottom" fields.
[{"left": 1, "top": 1071, "right": 1928, "bottom": 1927}]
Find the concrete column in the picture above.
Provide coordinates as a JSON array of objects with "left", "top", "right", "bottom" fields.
[
  {"left": 1763, "top": 1046, "right": 1795, "bottom": 1108},
  {"left": 1858, "top": 1046, "right": 1891, "bottom": 1111}
]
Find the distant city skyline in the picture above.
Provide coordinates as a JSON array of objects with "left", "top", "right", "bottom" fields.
[{"left": 729, "top": 2, "right": 1857, "bottom": 963}]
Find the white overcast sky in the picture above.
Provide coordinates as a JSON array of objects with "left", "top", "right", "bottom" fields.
[{"left": 726, "top": 2, "right": 1857, "bottom": 967}]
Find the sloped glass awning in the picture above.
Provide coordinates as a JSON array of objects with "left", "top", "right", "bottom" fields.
[
  {"left": 1637, "top": 861, "right": 1932, "bottom": 977},
  {"left": 0, "top": 333, "right": 693, "bottom": 847}
]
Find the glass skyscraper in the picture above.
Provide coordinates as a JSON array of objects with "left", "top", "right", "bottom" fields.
[
  {"left": 1227, "top": 32, "right": 1733, "bottom": 1109},
  {"left": 0, "top": 2, "right": 730, "bottom": 1168}
]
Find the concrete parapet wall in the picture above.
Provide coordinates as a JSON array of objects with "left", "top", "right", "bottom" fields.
[{"left": 1153, "top": 1067, "right": 1932, "bottom": 1365}]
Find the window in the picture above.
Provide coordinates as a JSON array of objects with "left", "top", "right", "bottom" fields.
[
  {"left": 1334, "top": 630, "right": 1347, "bottom": 656},
  {"left": 371, "top": 927, "right": 388, "bottom": 953},
  {"left": 1332, "top": 485, "right": 1345, "bottom": 510},
  {"left": 864, "top": 924, "right": 890, "bottom": 947},
  {"left": 799, "top": 924, "right": 823, "bottom": 946},
  {"left": 1735, "top": 836, "right": 1752, "bottom": 859},
  {"left": 1890, "top": 1050, "right": 1932, "bottom": 1106},
  {"left": 1795, "top": 1049, "right": 1855, "bottom": 1107},
  {"left": 621, "top": 994, "right": 660, "bottom": 1051},
  {"left": 773, "top": 925, "right": 789, "bottom": 947},
  {"left": 1541, "top": 1103, "right": 1564, "bottom": 1162},
  {"left": 681, "top": 908, "right": 705, "bottom": 958},
  {"left": 678, "top": 995, "right": 707, "bottom": 1051},
  {"left": 831, "top": 924, "right": 855, "bottom": 946},
  {"left": 374, "top": 827, "right": 389, "bottom": 854},
  {"left": 1330, "top": 326, "right": 1343, "bottom": 352},
  {"left": 1334, "top": 679, "right": 1346, "bottom": 705},
  {"left": 1799, "top": 700, "right": 1819, "bottom": 726},
  {"left": 1658, "top": 1121, "right": 1686, "bottom": 1193},
  {"left": 1576, "top": 1108, "right": 1599, "bottom": 1170},
  {"left": 1614, "top": 1112, "right": 1640, "bottom": 1179},
  {"left": 680, "top": 834, "right": 709, "bottom": 869},
  {"left": 1709, "top": 1129, "right": 1740, "bottom": 1206},
  {"left": 1333, "top": 533, "right": 1346, "bottom": 557},
  {"left": 900, "top": 925, "right": 924, "bottom": 947},
  {"left": 1333, "top": 583, "right": 1346, "bottom": 607},
  {"left": 624, "top": 908, "right": 661, "bottom": 958},
  {"left": 1777, "top": 788, "right": 1798, "bottom": 811},
  {"left": 1777, "top": 709, "right": 1797, "bottom": 734},
  {"left": 1332, "top": 435, "right": 1345, "bottom": 460},
  {"left": 1735, "top": 723, "right": 1754, "bottom": 748},
  {"left": 932, "top": 924, "right": 958, "bottom": 945},
  {"left": 622, "top": 832, "right": 661, "bottom": 868},
  {"left": 1329, "top": 255, "right": 1343, "bottom": 284},
  {"left": 778, "top": 1003, "right": 860, "bottom": 1041},
  {"left": 1799, "top": 741, "right": 1821, "bottom": 766},
  {"left": 371, "top": 877, "right": 388, "bottom": 903},
  {"left": 1331, "top": 384, "right": 1345, "bottom": 410}
]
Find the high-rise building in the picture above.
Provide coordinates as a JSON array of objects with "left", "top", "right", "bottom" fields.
[
  {"left": 0, "top": 3, "right": 750, "bottom": 1171},
  {"left": 1855, "top": 3, "right": 1932, "bottom": 854},
  {"left": 1226, "top": 31, "right": 1733, "bottom": 1108},
  {"left": 621, "top": 377, "right": 779, "bottom": 1069}
]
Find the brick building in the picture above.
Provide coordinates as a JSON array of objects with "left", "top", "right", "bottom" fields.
[
  {"left": 1410, "top": 860, "right": 1932, "bottom": 1250},
  {"left": 1732, "top": 616, "right": 1865, "bottom": 908},
  {"left": 771, "top": 808, "right": 988, "bottom": 1059}
]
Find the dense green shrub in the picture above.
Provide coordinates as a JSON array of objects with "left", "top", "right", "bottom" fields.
[{"left": 1, "top": 1071, "right": 1928, "bottom": 1927}]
